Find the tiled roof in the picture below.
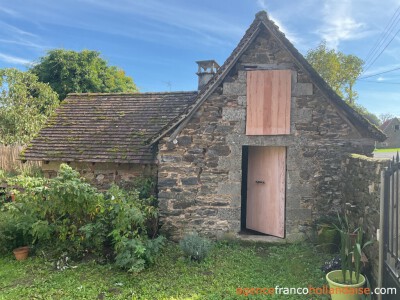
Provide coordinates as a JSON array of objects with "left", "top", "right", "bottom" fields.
[
  {"left": 23, "top": 92, "right": 197, "bottom": 163},
  {"left": 380, "top": 120, "right": 391, "bottom": 131},
  {"left": 151, "top": 11, "right": 386, "bottom": 143}
]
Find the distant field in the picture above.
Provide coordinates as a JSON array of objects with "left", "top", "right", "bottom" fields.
[{"left": 374, "top": 148, "right": 400, "bottom": 153}]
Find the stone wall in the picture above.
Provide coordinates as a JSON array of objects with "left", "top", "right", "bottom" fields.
[
  {"left": 341, "top": 154, "right": 388, "bottom": 288},
  {"left": 41, "top": 161, "right": 156, "bottom": 190},
  {"left": 157, "top": 27, "right": 376, "bottom": 241}
]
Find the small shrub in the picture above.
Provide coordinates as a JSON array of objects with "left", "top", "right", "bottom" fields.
[
  {"left": 179, "top": 232, "right": 212, "bottom": 262},
  {"left": 114, "top": 235, "right": 165, "bottom": 272},
  {"left": 105, "top": 185, "right": 164, "bottom": 272}
]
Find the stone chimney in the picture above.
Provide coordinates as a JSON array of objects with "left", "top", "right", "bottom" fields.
[{"left": 196, "top": 60, "right": 220, "bottom": 90}]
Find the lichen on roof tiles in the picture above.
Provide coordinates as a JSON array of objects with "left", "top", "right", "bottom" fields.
[{"left": 23, "top": 91, "right": 197, "bottom": 163}]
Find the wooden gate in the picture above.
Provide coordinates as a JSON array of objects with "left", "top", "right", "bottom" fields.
[
  {"left": 245, "top": 146, "right": 286, "bottom": 237},
  {"left": 382, "top": 153, "right": 400, "bottom": 299}
]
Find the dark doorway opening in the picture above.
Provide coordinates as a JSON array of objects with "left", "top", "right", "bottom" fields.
[{"left": 241, "top": 146, "right": 248, "bottom": 231}]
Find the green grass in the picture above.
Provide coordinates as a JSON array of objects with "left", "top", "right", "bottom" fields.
[
  {"left": 373, "top": 148, "right": 400, "bottom": 153},
  {"left": 0, "top": 241, "right": 329, "bottom": 300}
]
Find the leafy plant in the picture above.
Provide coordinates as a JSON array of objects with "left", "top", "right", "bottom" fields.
[
  {"left": 114, "top": 235, "right": 165, "bottom": 272},
  {"left": 105, "top": 185, "right": 164, "bottom": 272},
  {"left": 332, "top": 212, "right": 373, "bottom": 284},
  {"left": 179, "top": 232, "right": 212, "bottom": 262},
  {"left": 9, "top": 164, "right": 105, "bottom": 257},
  {"left": 0, "top": 164, "right": 164, "bottom": 272},
  {"left": 0, "top": 204, "right": 35, "bottom": 252}
]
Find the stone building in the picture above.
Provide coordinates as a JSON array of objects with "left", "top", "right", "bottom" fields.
[
  {"left": 24, "top": 11, "right": 385, "bottom": 241},
  {"left": 377, "top": 117, "right": 400, "bottom": 148},
  {"left": 22, "top": 92, "right": 197, "bottom": 189}
]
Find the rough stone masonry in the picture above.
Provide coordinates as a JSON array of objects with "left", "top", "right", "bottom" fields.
[{"left": 157, "top": 28, "right": 376, "bottom": 241}]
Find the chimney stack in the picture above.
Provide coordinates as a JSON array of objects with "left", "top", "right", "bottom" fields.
[{"left": 196, "top": 60, "right": 220, "bottom": 90}]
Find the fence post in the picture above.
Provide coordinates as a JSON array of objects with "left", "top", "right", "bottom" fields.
[{"left": 378, "top": 168, "right": 386, "bottom": 300}]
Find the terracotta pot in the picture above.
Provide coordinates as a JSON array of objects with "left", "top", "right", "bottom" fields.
[{"left": 13, "top": 246, "right": 29, "bottom": 261}]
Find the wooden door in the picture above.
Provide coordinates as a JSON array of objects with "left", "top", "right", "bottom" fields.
[
  {"left": 246, "top": 70, "right": 291, "bottom": 135},
  {"left": 246, "top": 146, "right": 286, "bottom": 237}
]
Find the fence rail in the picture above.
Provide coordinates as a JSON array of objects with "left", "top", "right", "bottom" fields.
[{"left": 0, "top": 145, "right": 41, "bottom": 172}]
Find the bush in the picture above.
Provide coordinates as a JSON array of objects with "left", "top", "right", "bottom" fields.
[
  {"left": 179, "top": 232, "right": 212, "bottom": 262},
  {"left": 0, "top": 164, "right": 164, "bottom": 272},
  {"left": 100, "top": 185, "right": 164, "bottom": 272},
  {"left": 7, "top": 164, "right": 104, "bottom": 257},
  {"left": 0, "top": 210, "right": 33, "bottom": 253}
]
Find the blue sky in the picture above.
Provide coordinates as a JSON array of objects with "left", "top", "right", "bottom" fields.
[{"left": 0, "top": 0, "right": 399, "bottom": 117}]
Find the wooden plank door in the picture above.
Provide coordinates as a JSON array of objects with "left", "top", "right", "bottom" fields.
[
  {"left": 246, "top": 70, "right": 291, "bottom": 135},
  {"left": 246, "top": 146, "right": 286, "bottom": 237}
]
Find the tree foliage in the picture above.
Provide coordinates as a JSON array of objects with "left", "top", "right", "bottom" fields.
[
  {"left": 306, "top": 41, "right": 363, "bottom": 104},
  {"left": 30, "top": 49, "right": 138, "bottom": 100},
  {"left": 0, "top": 68, "right": 59, "bottom": 145}
]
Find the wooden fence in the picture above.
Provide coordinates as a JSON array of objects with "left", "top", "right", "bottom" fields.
[{"left": 0, "top": 145, "right": 41, "bottom": 172}]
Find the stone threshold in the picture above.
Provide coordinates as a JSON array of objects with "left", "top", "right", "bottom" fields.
[{"left": 237, "top": 233, "right": 288, "bottom": 244}]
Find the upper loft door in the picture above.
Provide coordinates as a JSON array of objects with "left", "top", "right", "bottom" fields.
[
  {"left": 246, "top": 146, "right": 286, "bottom": 238},
  {"left": 246, "top": 70, "right": 291, "bottom": 135}
]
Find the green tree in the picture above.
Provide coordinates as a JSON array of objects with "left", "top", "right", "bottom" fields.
[
  {"left": 306, "top": 41, "right": 363, "bottom": 104},
  {"left": 0, "top": 68, "right": 59, "bottom": 144},
  {"left": 30, "top": 49, "right": 138, "bottom": 100}
]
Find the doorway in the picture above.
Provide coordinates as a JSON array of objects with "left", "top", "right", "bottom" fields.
[{"left": 241, "top": 146, "right": 286, "bottom": 238}]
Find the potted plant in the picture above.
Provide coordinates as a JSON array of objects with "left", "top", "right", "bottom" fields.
[
  {"left": 11, "top": 224, "right": 32, "bottom": 260},
  {"left": 0, "top": 203, "right": 34, "bottom": 260},
  {"left": 326, "top": 213, "right": 373, "bottom": 300}
]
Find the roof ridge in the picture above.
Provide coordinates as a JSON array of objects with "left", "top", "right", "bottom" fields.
[{"left": 67, "top": 91, "right": 197, "bottom": 97}]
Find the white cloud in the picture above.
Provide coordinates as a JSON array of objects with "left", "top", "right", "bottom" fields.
[
  {"left": 0, "top": 53, "right": 31, "bottom": 65},
  {"left": 0, "top": 21, "right": 38, "bottom": 38},
  {"left": 0, "top": 38, "right": 45, "bottom": 49},
  {"left": 317, "top": 0, "right": 373, "bottom": 49},
  {"left": 0, "top": 6, "right": 18, "bottom": 17}
]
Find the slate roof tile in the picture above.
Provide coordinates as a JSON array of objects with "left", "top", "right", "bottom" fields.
[{"left": 23, "top": 91, "right": 197, "bottom": 163}]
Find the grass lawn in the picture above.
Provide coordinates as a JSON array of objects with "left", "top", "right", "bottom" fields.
[
  {"left": 373, "top": 148, "right": 400, "bottom": 153},
  {"left": 0, "top": 241, "right": 329, "bottom": 300}
]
